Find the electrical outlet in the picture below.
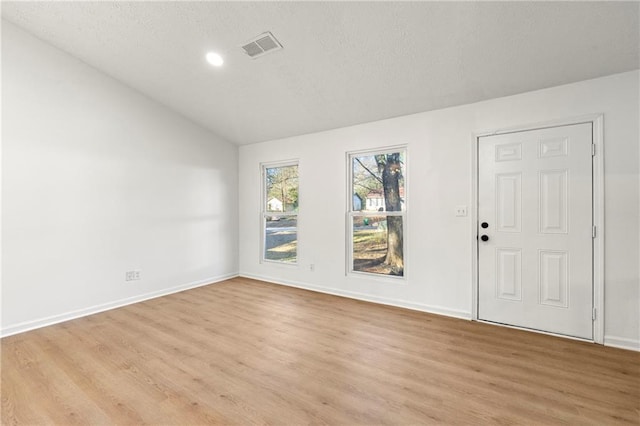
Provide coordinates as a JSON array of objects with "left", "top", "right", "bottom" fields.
[
  {"left": 309, "top": 263, "right": 315, "bottom": 272},
  {"left": 455, "top": 206, "right": 468, "bottom": 217},
  {"left": 125, "top": 270, "right": 141, "bottom": 281}
]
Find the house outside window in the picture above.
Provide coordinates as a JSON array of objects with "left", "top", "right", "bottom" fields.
[
  {"left": 348, "top": 147, "right": 406, "bottom": 277},
  {"left": 262, "top": 162, "right": 298, "bottom": 264}
]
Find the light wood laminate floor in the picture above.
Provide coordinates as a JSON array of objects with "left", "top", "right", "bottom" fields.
[{"left": 2, "top": 277, "right": 639, "bottom": 424}]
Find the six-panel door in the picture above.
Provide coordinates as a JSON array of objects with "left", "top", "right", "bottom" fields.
[{"left": 478, "top": 123, "right": 593, "bottom": 339}]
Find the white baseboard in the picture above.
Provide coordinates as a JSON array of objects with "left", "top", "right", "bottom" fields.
[
  {"left": 604, "top": 335, "right": 640, "bottom": 352},
  {"left": 0, "top": 272, "right": 238, "bottom": 338},
  {"left": 239, "top": 272, "right": 472, "bottom": 320},
  {"left": 10, "top": 271, "right": 632, "bottom": 352}
]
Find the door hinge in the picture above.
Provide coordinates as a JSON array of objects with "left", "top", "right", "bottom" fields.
[
  {"left": 591, "top": 143, "right": 596, "bottom": 156},
  {"left": 592, "top": 226, "right": 597, "bottom": 238},
  {"left": 592, "top": 307, "right": 597, "bottom": 321}
]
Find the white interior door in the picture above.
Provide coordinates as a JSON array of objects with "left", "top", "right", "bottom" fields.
[{"left": 478, "top": 123, "right": 593, "bottom": 339}]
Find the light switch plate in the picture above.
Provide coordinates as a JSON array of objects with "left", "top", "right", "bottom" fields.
[{"left": 455, "top": 206, "right": 467, "bottom": 217}]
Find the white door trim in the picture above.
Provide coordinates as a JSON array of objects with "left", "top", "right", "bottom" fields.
[{"left": 470, "top": 114, "right": 604, "bottom": 344}]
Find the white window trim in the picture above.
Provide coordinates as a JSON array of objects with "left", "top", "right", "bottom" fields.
[
  {"left": 260, "top": 160, "right": 299, "bottom": 266},
  {"left": 346, "top": 145, "right": 408, "bottom": 280}
]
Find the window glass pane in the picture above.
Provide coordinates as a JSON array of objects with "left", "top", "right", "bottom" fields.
[
  {"left": 351, "top": 152, "right": 405, "bottom": 212},
  {"left": 352, "top": 215, "right": 403, "bottom": 276},
  {"left": 265, "top": 216, "right": 297, "bottom": 263},
  {"left": 265, "top": 165, "right": 298, "bottom": 212}
]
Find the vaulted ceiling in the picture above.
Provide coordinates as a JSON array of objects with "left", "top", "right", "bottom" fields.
[{"left": 2, "top": 2, "right": 638, "bottom": 145}]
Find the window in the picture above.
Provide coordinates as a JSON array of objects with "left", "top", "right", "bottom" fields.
[
  {"left": 262, "top": 162, "right": 299, "bottom": 263},
  {"left": 348, "top": 148, "right": 406, "bottom": 277}
]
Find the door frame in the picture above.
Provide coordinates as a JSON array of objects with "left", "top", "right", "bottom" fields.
[{"left": 470, "top": 114, "right": 604, "bottom": 344}]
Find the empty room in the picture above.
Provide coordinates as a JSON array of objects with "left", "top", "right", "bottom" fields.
[{"left": 1, "top": 1, "right": 639, "bottom": 424}]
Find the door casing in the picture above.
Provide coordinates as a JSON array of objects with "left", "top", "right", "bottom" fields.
[{"left": 470, "top": 114, "right": 604, "bottom": 344}]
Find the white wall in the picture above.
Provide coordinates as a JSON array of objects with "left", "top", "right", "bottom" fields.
[
  {"left": 1, "top": 21, "right": 239, "bottom": 336},
  {"left": 239, "top": 70, "right": 640, "bottom": 350}
]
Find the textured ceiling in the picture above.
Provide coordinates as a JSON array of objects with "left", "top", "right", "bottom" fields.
[{"left": 2, "top": 1, "right": 639, "bottom": 145}]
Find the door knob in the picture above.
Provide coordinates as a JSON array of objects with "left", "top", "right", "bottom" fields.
[
  {"left": 481, "top": 235, "right": 489, "bottom": 242},
  {"left": 481, "top": 222, "right": 489, "bottom": 228}
]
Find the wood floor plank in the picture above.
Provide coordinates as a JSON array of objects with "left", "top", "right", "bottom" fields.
[{"left": 2, "top": 277, "right": 639, "bottom": 425}]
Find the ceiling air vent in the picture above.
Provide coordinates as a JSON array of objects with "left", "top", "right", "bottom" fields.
[{"left": 241, "top": 32, "right": 283, "bottom": 59}]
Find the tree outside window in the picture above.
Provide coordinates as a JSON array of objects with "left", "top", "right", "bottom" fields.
[
  {"left": 262, "top": 163, "right": 298, "bottom": 263},
  {"left": 349, "top": 149, "right": 406, "bottom": 277}
]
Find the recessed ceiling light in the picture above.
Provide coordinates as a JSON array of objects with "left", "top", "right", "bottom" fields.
[{"left": 206, "top": 52, "right": 224, "bottom": 67}]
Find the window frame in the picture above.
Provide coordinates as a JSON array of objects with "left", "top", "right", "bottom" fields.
[
  {"left": 260, "top": 160, "right": 299, "bottom": 266},
  {"left": 346, "top": 145, "right": 407, "bottom": 280}
]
